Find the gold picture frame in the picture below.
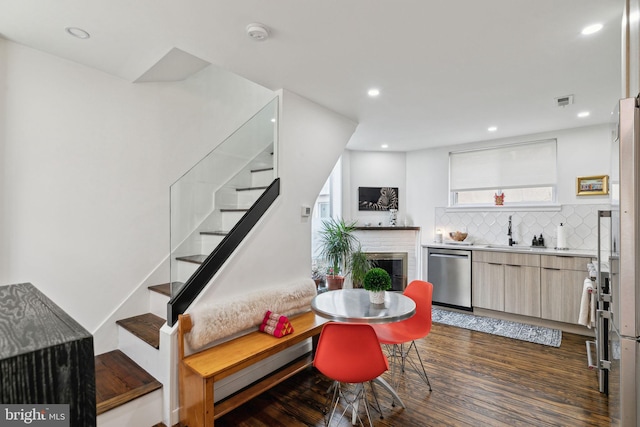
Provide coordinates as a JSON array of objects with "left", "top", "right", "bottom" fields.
[{"left": 576, "top": 175, "right": 609, "bottom": 196}]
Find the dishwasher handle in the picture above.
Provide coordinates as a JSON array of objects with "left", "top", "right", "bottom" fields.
[
  {"left": 428, "top": 248, "right": 471, "bottom": 259},
  {"left": 430, "top": 253, "right": 470, "bottom": 259}
]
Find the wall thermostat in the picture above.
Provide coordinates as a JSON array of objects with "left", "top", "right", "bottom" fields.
[{"left": 301, "top": 205, "right": 311, "bottom": 217}]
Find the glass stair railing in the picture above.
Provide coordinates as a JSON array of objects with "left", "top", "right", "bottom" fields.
[{"left": 167, "top": 97, "right": 279, "bottom": 325}]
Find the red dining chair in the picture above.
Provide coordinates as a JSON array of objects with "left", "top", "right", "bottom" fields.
[
  {"left": 313, "top": 322, "right": 389, "bottom": 426},
  {"left": 372, "top": 280, "right": 433, "bottom": 393}
]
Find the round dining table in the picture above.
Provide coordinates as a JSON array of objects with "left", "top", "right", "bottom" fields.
[
  {"left": 311, "top": 288, "right": 416, "bottom": 324},
  {"left": 310, "top": 288, "right": 416, "bottom": 412}
]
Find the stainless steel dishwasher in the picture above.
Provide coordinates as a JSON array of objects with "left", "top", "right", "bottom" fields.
[{"left": 427, "top": 247, "right": 472, "bottom": 310}]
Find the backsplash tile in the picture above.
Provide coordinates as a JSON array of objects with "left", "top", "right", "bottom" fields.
[{"left": 435, "top": 204, "right": 610, "bottom": 251}]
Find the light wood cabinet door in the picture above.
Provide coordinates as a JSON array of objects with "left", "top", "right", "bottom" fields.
[
  {"left": 541, "top": 267, "right": 585, "bottom": 324},
  {"left": 504, "top": 265, "right": 541, "bottom": 317},
  {"left": 472, "top": 261, "right": 504, "bottom": 311}
]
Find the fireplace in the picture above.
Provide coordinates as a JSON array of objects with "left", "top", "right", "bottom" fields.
[{"left": 364, "top": 252, "right": 408, "bottom": 291}]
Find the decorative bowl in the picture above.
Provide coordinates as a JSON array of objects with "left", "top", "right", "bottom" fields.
[{"left": 449, "top": 231, "right": 468, "bottom": 241}]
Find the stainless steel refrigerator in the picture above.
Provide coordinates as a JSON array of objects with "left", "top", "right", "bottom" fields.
[{"left": 598, "top": 95, "right": 640, "bottom": 426}]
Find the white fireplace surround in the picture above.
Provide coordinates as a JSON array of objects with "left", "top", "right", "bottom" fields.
[{"left": 353, "top": 227, "right": 421, "bottom": 288}]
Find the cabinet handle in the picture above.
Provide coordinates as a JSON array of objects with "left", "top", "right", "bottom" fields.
[
  {"left": 487, "top": 262, "right": 502, "bottom": 266},
  {"left": 506, "top": 264, "right": 521, "bottom": 267},
  {"left": 543, "top": 267, "right": 561, "bottom": 271}
]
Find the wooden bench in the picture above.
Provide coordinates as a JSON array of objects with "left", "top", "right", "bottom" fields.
[{"left": 178, "top": 310, "right": 328, "bottom": 427}]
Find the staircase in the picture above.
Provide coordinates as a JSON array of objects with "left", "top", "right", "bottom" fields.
[
  {"left": 171, "top": 163, "right": 275, "bottom": 287},
  {"left": 94, "top": 163, "right": 275, "bottom": 426},
  {"left": 95, "top": 285, "right": 169, "bottom": 427}
]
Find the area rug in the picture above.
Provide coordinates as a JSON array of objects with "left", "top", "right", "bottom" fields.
[{"left": 432, "top": 308, "right": 562, "bottom": 347}]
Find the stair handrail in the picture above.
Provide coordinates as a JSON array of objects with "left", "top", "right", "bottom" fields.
[{"left": 167, "top": 178, "right": 280, "bottom": 326}]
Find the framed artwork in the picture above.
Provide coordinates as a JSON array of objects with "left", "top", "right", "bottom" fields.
[
  {"left": 576, "top": 175, "right": 609, "bottom": 196},
  {"left": 358, "top": 187, "right": 399, "bottom": 211}
]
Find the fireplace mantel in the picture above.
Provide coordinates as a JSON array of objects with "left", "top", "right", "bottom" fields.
[{"left": 355, "top": 226, "right": 420, "bottom": 231}]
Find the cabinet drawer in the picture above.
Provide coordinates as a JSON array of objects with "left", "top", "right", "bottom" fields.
[
  {"left": 473, "top": 250, "right": 539, "bottom": 267},
  {"left": 541, "top": 255, "right": 593, "bottom": 271},
  {"left": 473, "top": 251, "right": 508, "bottom": 264},
  {"left": 504, "top": 253, "right": 540, "bottom": 267}
]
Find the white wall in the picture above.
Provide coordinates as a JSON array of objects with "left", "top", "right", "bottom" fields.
[
  {"left": 406, "top": 124, "right": 613, "bottom": 243},
  {"left": 344, "top": 124, "right": 613, "bottom": 246},
  {"left": 343, "top": 150, "right": 407, "bottom": 226},
  {"left": 188, "top": 90, "right": 356, "bottom": 304},
  {"left": 0, "top": 39, "right": 275, "bottom": 340},
  {"left": 623, "top": 0, "right": 640, "bottom": 97},
  {"left": 0, "top": 40, "right": 7, "bottom": 280}
]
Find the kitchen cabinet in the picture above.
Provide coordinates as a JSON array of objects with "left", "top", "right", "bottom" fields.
[
  {"left": 473, "top": 251, "right": 540, "bottom": 317},
  {"left": 504, "top": 264, "right": 540, "bottom": 317},
  {"left": 472, "top": 256, "right": 504, "bottom": 311},
  {"left": 540, "top": 255, "right": 593, "bottom": 324}
]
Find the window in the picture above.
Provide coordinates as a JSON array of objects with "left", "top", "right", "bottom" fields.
[
  {"left": 450, "top": 140, "right": 557, "bottom": 207},
  {"left": 311, "top": 158, "right": 342, "bottom": 261}
]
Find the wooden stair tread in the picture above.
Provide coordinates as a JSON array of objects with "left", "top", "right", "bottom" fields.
[
  {"left": 175, "top": 254, "right": 207, "bottom": 264},
  {"left": 116, "top": 313, "right": 164, "bottom": 349},
  {"left": 250, "top": 167, "right": 274, "bottom": 173},
  {"left": 95, "top": 350, "right": 162, "bottom": 415},
  {"left": 200, "top": 230, "right": 228, "bottom": 236},
  {"left": 236, "top": 186, "right": 268, "bottom": 192},
  {"left": 220, "top": 208, "right": 248, "bottom": 212},
  {"left": 147, "top": 283, "right": 176, "bottom": 297}
]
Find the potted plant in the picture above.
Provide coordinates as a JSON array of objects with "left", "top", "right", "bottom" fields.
[
  {"left": 349, "top": 246, "right": 372, "bottom": 288},
  {"left": 363, "top": 267, "right": 392, "bottom": 304},
  {"left": 318, "top": 218, "right": 359, "bottom": 290},
  {"left": 311, "top": 261, "right": 326, "bottom": 289}
]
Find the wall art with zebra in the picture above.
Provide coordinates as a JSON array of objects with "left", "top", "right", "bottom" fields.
[{"left": 358, "top": 187, "right": 399, "bottom": 211}]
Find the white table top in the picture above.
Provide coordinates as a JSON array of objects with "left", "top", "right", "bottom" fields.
[{"left": 311, "top": 289, "right": 416, "bottom": 324}]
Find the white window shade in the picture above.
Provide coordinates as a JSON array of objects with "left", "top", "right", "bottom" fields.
[{"left": 450, "top": 140, "right": 557, "bottom": 191}]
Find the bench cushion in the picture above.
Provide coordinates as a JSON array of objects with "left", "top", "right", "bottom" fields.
[{"left": 187, "top": 279, "right": 317, "bottom": 350}]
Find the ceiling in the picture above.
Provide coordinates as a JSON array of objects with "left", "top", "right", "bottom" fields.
[{"left": 0, "top": 1, "right": 623, "bottom": 151}]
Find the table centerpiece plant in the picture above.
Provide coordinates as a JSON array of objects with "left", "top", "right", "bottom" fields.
[{"left": 363, "top": 267, "right": 392, "bottom": 304}]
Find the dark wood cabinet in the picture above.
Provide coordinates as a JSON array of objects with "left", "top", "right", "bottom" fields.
[{"left": 0, "top": 283, "right": 96, "bottom": 427}]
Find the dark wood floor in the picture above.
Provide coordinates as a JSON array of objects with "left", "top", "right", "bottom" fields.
[{"left": 215, "top": 322, "right": 613, "bottom": 426}]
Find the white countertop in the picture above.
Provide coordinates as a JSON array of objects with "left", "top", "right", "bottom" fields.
[{"left": 423, "top": 242, "right": 596, "bottom": 258}]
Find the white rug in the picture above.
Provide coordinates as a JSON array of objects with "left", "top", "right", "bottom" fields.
[{"left": 432, "top": 307, "right": 562, "bottom": 347}]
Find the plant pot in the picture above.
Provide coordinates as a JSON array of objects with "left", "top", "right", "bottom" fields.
[
  {"left": 368, "top": 290, "right": 385, "bottom": 304},
  {"left": 326, "top": 275, "right": 345, "bottom": 291}
]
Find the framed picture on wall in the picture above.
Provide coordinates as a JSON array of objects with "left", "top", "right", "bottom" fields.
[
  {"left": 576, "top": 175, "right": 609, "bottom": 196},
  {"left": 358, "top": 187, "right": 399, "bottom": 211}
]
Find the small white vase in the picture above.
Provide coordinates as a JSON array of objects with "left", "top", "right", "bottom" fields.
[
  {"left": 369, "top": 290, "right": 385, "bottom": 304},
  {"left": 389, "top": 209, "right": 398, "bottom": 226}
]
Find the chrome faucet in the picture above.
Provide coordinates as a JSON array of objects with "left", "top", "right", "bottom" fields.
[{"left": 508, "top": 215, "right": 516, "bottom": 246}]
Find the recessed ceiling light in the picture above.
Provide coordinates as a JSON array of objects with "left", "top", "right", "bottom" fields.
[
  {"left": 581, "top": 23, "right": 603, "bottom": 35},
  {"left": 270, "top": 118, "right": 276, "bottom": 123},
  {"left": 368, "top": 88, "right": 380, "bottom": 97},
  {"left": 381, "top": 144, "right": 389, "bottom": 149},
  {"left": 65, "top": 27, "right": 90, "bottom": 39},
  {"left": 488, "top": 126, "right": 498, "bottom": 132},
  {"left": 578, "top": 111, "right": 590, "bottom": 118}
]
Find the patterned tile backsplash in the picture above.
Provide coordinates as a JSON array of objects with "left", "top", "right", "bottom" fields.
[{"left": 435, "top": 204, "right": 610, "bottom": 251}]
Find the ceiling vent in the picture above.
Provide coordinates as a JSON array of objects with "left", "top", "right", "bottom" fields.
[{"left": 555, "top": 95, "right": 574, "bottom": 107}]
